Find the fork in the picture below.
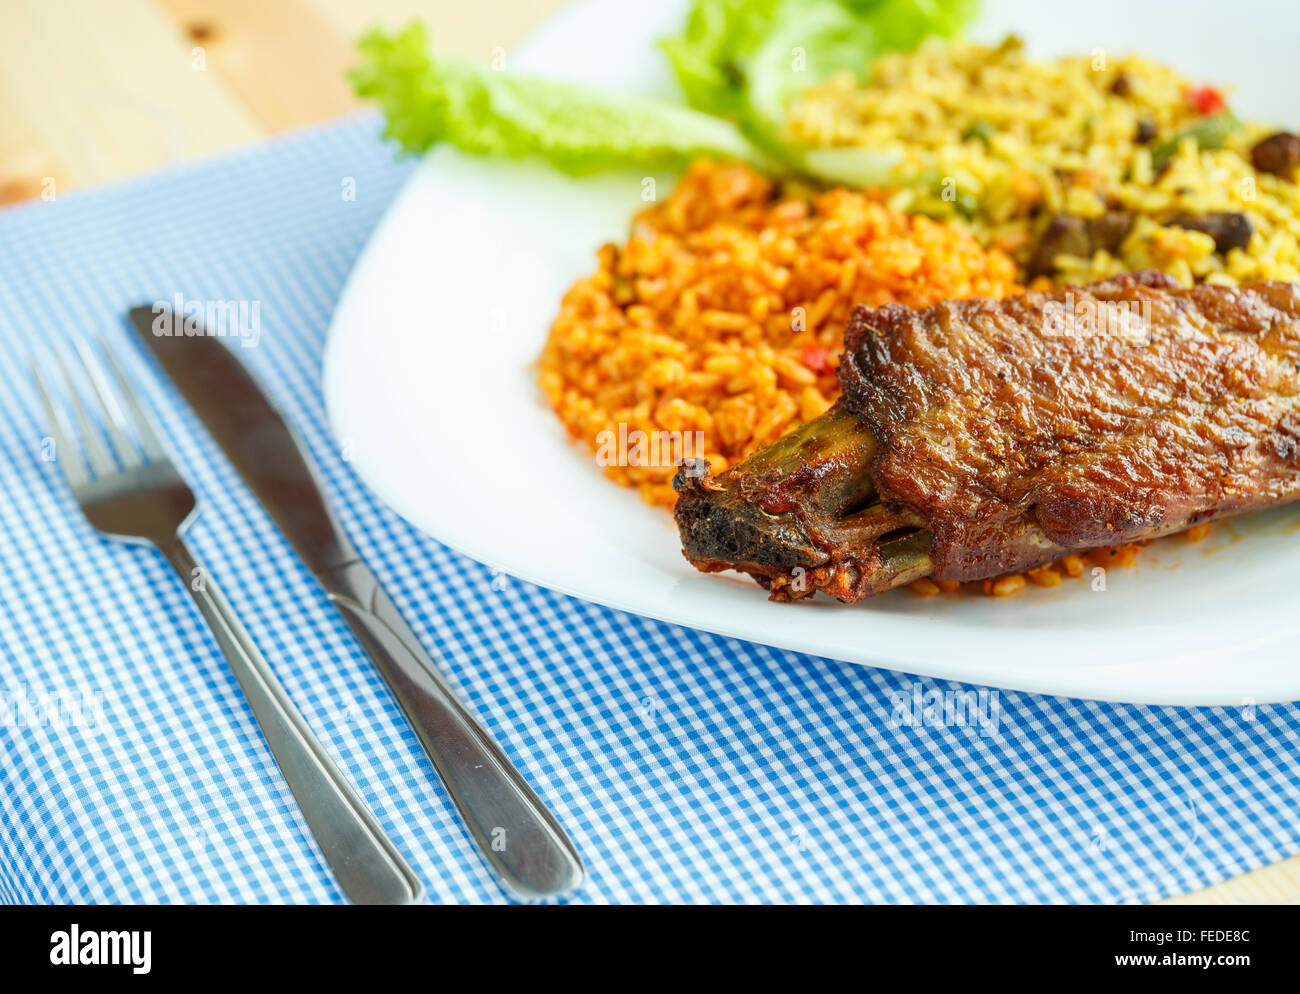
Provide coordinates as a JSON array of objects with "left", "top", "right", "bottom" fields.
[{"left": 33, "top": 337, "right": 425, "bottom": 905}]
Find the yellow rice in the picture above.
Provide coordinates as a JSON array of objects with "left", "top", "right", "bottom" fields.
[{"left": 787, "top": 37, "right": 1300, "bottom": 286}]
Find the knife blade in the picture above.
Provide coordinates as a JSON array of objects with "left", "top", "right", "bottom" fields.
[{"left": 127, "top": 304, "right": 584, "bottom": 900}]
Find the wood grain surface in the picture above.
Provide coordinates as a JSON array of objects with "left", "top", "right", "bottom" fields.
[{"left": 0, "top": 0, "right": 1293, "bottom": 906}]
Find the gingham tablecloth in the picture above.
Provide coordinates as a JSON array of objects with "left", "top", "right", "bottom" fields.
[{"left": 0, "top": 116, "right": 1297, "bottom": 905}]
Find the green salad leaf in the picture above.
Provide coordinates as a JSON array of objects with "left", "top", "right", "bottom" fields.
[
  {"left": 351, "top": 23, "right": 769, "bottom": 173},
  {"left": 662, "top": 0, "right": 977, "bottom": 155},
  {"left": 352, "top": 2, "right": 976, "bottom": 184}
]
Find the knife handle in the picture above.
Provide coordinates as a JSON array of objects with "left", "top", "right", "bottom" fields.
[
  {"left": 319, "top": 561, "right": 584, "bottom": 900},
  {"left": 160, "top": 536, "right": 424, "bottom": 905}
]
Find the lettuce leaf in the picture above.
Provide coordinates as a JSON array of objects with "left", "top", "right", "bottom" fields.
[{"left": 351, "top": 23, "right": 770, "bottom": 173}]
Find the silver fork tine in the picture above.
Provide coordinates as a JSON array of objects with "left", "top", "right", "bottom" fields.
[
  {"left": 31, "top": 357, "right": 90, "bottom": 490},
  {"left": 54, "top": 346, "right": 116, "bottom": 478},
  {"left": 98, "top": 341, "right": 167, "bottom": 462},
  {"left": 75, "top": 338, "right": 142, "bottom": 469}
]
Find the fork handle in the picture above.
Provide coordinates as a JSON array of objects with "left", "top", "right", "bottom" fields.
[{"left": 159, "top": 535, "right": 424, "bottom": 905}]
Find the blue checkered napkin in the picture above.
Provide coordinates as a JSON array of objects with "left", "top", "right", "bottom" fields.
[{"left": 0, "top": 115, "right": 1296, "bottom": 905}]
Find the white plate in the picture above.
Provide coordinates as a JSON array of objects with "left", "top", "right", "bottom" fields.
[{"left": 324, "top": 0, "right": 1300, "bottom": 705}]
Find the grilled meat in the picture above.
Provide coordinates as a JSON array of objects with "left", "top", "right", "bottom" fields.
[
  {"left": 1027, "top": 212, "right": 1134, "bottom": 278},
  {"left": 1167, "top": 212, "right": 1254, "bottom": 254},
  {"left": 674, "top": 271, "right": 1300, "bottom": 600},
  {"left": 1251, "top": 131, "right": 1300, "bottom": 179}
]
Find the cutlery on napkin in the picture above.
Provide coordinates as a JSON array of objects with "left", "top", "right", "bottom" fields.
[{"left": 127, "top": 305, "right": 585, "bottom": 901}]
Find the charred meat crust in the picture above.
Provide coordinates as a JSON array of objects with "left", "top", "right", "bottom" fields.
[
  {"left": 673, "top": 403, "right": 926, "bottom": 600},
  {"left": 839, "top": 271, "right": 1300, "bottom": 582},
  {"left": 675, "top": 272, "right": 1300, "bottom": 600}
]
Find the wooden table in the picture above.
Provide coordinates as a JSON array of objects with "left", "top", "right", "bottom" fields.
[{"left": 1, "top": 0, "right": 1294, "bottom": 906}]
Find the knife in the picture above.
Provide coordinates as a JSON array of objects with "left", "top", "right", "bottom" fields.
[{"left": 128, "top": 305, "right": 584, "bottom": 900}]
